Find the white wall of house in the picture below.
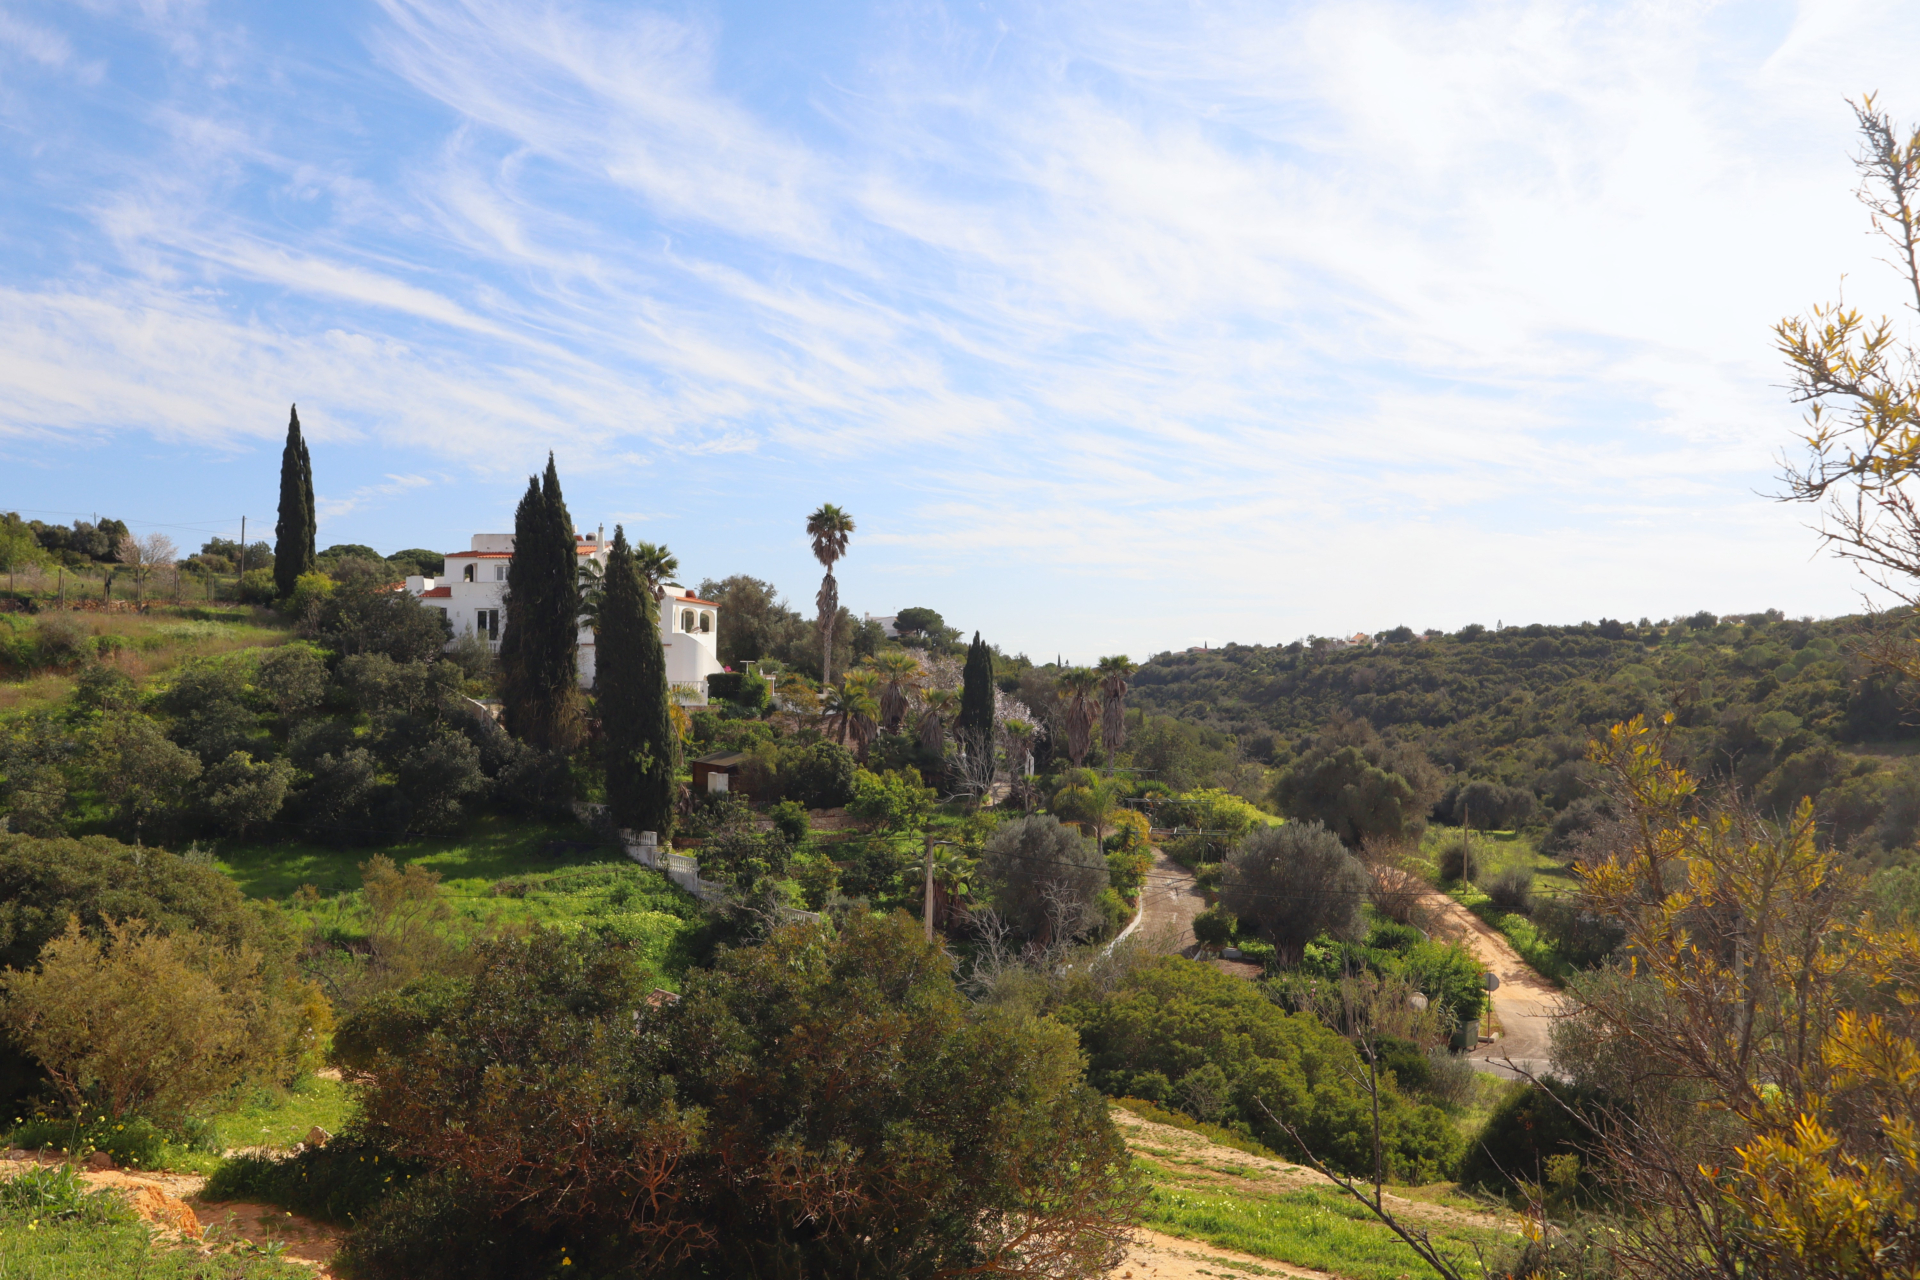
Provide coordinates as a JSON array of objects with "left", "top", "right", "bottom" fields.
[{"left": 404, "top": 532, "right": 724, "bottom": 702}]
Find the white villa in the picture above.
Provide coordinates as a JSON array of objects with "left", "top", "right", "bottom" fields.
[{"left": 404, "top": 531, "right": 725, "bottom": 703}]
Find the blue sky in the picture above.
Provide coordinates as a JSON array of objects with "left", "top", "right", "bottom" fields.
[{"left": 3, "top": 0, "right": 1919, "bottom": 661}]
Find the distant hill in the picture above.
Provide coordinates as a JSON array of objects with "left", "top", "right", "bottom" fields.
[{"left": 1133, "top": 611, "right": 1920, "bottom": 857}]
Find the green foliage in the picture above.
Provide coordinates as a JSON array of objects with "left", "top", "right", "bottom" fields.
[
  {"left": 1279, "top": 920, "right": 1488, "bottom": 1024},
  {"left": 1163, "top": 786, "right": 1267, "bottom": 838},
  {"left": 1437, "top": 834, "right": 1478, "bottom": 882},
  {"left": 1126, "top": 714, "right": 1244, "bottom": 792},
  {"left": 1219, "top": 822, "right": 1367, "bottom": 961},
  {"left": 273, "top": 405, "right": 316, "bottom": 599},
  {"left": 341, "top": 914, "right": 1139, "bottom": 1280},
  {"left": 0, "top": 917, "right": 323, "bottom": 1125},
  {"left": 1273, "top": 744, "right": 1425, "bottom": 847},
  {"left": 1059, "top": 957, "right": 1462, "bottom": 1182},
  {"left": 6, "top": 1112, "right": 171, "bottom": 1170},
  {"left": 499, "top": 457, "right": 582, "bottom": 751},
  {"left": 597, "top": 528, "right": 679, "bottom": 843},
  {"left": 200, "top": 750, "right": 296, "bottom": 837},
  {"left": 0, "top": 1163, "right": 130, "bottom": 1224},
  {"left": 695, "top": 574, "right": 811, "bottom": 672},
  {"left": 768, "top": 799, "right": 808, "bottom": 845},
  {"left": 1192, "top": 905, "right": 1235, "bottom": 950},
  {"left": 846, "top": 766, "right": 935, "bottom": 834},
  {"left": 305, "top": 578, "right": 451, "bottom": 664}
]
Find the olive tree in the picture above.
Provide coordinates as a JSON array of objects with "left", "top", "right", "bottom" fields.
[
  {"left": 1218, "top": 821, "right": 1366, "bottom": 963},
  {"left": 980, "top": 814, "right": 1109, "bottom": 943}
]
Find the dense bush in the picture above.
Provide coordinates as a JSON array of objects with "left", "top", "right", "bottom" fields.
[
  {"left": 304, "top": 580, "right": 451, "bottom": 664},
  {"left": 1437, "top": 835, "right": 1479, "bottom": 882},
  {"left": 1484, "top": 864, "right": 1534, "bottom": 912},
  {"left": 777, "top": 738, "right": 859, "bottom": 808},
  {"left": 1433, "top": 779, "right": 1538, "bottom": 830},
  {"left": 1531, "top": 897, "right": 1626, "bottom": 968},
  {"left": 340, "top": 916, "right": 1140, "bottom": 1280},
  {"left": 0, "top": 918, "right": 324, "bottom": 1124},
  {"left": 1059, "top": 957, "right": 1461, "bottom": 1181}
]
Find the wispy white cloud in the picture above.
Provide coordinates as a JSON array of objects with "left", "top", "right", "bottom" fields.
[{"left": 2, "top": 0, "right": 1917, "bottom": 653}]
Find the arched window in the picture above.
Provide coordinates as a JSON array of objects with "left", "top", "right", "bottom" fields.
[
  {"left": 463, "top": 564, "right": 475, "bottom": 582},
  {"left": 682, "top": 609, "right": 695, "bottom": 631},
  {"left": 699, "top": 612, "right": 712, "bottom": 633}
]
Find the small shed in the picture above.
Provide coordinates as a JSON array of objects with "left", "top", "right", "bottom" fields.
[{"left": 691, "top": 749, "right": 749, "bottom": 794}]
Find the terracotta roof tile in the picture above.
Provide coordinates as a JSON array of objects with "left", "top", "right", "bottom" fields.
[{"left": 421, "top": 586, "right": 452, "bottom": 598}]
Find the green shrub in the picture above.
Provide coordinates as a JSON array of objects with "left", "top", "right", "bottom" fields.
[
  {"left": 1437, "top": 836, "right": 1479, "bottom": 882},
  {"left": 768, "top": 799, "right": 809, "bottom": 845},
  {"left": 5, "top": 1112, "right": 173, "bottom": 1170},
  {"left": 1192, "top": 906, "right": 1235, "bottom": 951},
  {"left": 779, "top": 739, "right": 858, "bottom": 808},
  {"left": 0, "top": 1162, "right": 131, "bottom": 1224},
  {"left": 342, "top": 915, "right": 1140, "bottom": 1279},
  {"left": 1060, "top": 957, "right": 1462, "bottom": 1182},
  {"left": 1485, "top": 865, "right": 1534, "bottom": 912}
]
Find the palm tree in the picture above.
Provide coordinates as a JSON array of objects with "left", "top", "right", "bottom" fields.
[
  {"left": 919, "top": 687, "right": 958, "bottom": 755},
  {"left": 634, "top": 541, "right": 679, "bottom": 594},
  {"left": 1096, "top": 655, "right": 1137, "bottom": 760},
  {"left": 841, "top": 670, "right": 882, "bottom": 758},
  {"left": 805, "top": 504, "right": 855, "bottom": 686},
  {"left": 576, "top": 556, "right": 605, "bottom": 632},
  {"left": 871, "top": 651, "right": 923, "bottom": 733},
  {"left": 1056, "top": 668, "right": 1101, "bottom": 767}
]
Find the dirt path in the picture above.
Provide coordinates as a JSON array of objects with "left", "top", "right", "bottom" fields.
[
  {"left": 1417, "top": 891, "right": 1562, "bottom": 1081},
  {"left": 1, "top": 1148, "right": 344, "bottom": 1274},
  {"left": 1139, "top": 845, "right": 1208, "bottom": 953},
  {"left": 1120, "top": 1226, "right": 1336, "bottom": 1279}
]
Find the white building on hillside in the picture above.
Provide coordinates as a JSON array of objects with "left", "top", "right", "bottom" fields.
[{"left": 404, "top": 531, "right": 725, "bottom": 703}]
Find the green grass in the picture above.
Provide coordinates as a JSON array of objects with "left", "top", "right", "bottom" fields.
[
  {"left": 0, "top": 1164, "right": 308, "bottom": 1278},
  {"left": 1140, "top": 1168, "right": 1513, "bottom": 1280},
  {"left": 216, "top": 814, "right": 618, "bottom": 900},
  {"left": 213, "top": 1076, "right": 355, "bottom": 1155},
  {"left": 0, "top": 1205, "right": 311, "bottom": 1278}
]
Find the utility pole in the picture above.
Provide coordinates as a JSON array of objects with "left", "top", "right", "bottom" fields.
[
  {"left": 237, "top": 516, "right": 246, "bottom": 601},
  {"left": 923, "top": 831, "right": 936, "bottom": 944}
]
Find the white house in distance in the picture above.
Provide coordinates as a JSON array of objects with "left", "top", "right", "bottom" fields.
[{"left": 404, "top": 531, "right": 725, "bottom": 703}]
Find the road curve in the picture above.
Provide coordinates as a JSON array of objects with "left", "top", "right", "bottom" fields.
[{"left": 1417, "top": 891, "right": 1564, "bottom": 1081}]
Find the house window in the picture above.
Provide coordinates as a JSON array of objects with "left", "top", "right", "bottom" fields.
[
  {"left": 463, "top": 564, "right": 475, "bottom": 582},
  {"left": 495, "top": 565, "right": 506, "bottom": 581},
  {"left": 477, "top": 609, "right": 499, "bottom": 640},
  {"left": 699, "top": 612, "right": 712, "bottom": 633},
  {"left": 682, "top": 609, "right": 695, "bottom": 631}
]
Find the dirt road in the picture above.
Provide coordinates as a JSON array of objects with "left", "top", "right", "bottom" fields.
[
  {"left": 1418, "top": 892, "right": 1563, "bottom": 1081},
  {"left": 1137, "top": 846, "right": 1207, "bottom": 953}
]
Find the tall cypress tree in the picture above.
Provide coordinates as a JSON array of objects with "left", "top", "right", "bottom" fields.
[
  {"left": 272, "top": 405, "right": 315, "bottom": 597},
  {"left": 958, "top": 630, "right": 995, "bottom": 747},
  {"left": 499, "top": 453, "right": 582, "bottom": 749},
  {"left": 598, "top": 526, "right": 677, "bottom": 838}
]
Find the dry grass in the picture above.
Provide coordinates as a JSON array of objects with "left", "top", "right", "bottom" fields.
[{"left": 0, "top": 606, "right": 292, "bottom": 718}]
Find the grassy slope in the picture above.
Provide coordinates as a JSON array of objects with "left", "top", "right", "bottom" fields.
[
  {"left": 1119, "top": 1105, "right": 1514, "bottom": 1280},
  {"left": 0, "top": 606, "right": 292, "bottom": 718}
]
